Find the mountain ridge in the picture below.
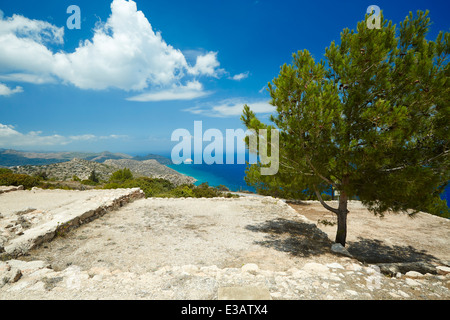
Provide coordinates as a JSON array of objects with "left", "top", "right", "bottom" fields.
[{"left": 0, "top": 149, "right": 171, "bottom": 167}]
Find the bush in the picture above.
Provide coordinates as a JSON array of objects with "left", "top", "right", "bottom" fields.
[
  {"left": 104, "top": 177, "right": 174, "bottom": 198},
  {"left": 103, "top": 177, "right": 235, "bottom": 199},
  {"left": 0, "top": 168, "right": 13, "bottom": 174},
  {"left": 191, "top": 183, "right": 222, "bottom": 198},
  {"left": 109, "top": 168, "right": 133, "bottom": 182},
  {"left": 320, "top": 193, "right": 332, "bottom": 201},
  {"left": 33, "top": 171, "right": 49, "bottom": 180},
  {"left": 81, "top": 179, "right": 100, "bottom": 186},
  {"left": 158, "top": 185, "right": 194, "bottom": 198},
  {"left": 216, "top": 184, "right": 230, "bottom": 192},
  {"left": 0, "top": 173, "right": 41, "bottom": 189},
  {"left": 39, "top": 182, "right": 74, "bottom": 190}
]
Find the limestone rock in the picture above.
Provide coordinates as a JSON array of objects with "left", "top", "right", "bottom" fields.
[
  {"left": 326, "top": 262, "right": 344, "bottom": 270},
  {"left": 436, "top": 266, "right": 450, "bottom": 275},
  {"left": 7, "top": 260, "right": 50, "bottom": 275},
  {"left": 302, "top": 262, "right": 329, "bottom": 274},
  {"left": 405, "top": 271, "right": 424, "bottom": 279},
  {"left": 331, "top": 243, "right": 353, "bottom": 258},
  {"left": 181, "top": 265, "right": 199, "bottom": 275},
  {"left": 405, "top": 278, "right": 421, "bottom": 286},
  {"left": 241, "top": 263, "right": 259, "bottom": 275},
  {"left": 0, "top": 267, "right": 22, "bottom": 287}
]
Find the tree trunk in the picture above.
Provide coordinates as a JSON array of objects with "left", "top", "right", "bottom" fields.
[
  {"left": 335, "top": 190, "right": 348, "bottom": 246},
  {"left": 313, "top": 183, "right": 349, "bottom": 246}
]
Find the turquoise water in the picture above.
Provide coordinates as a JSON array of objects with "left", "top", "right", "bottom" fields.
[{"left": 167, "top": 163, "right": 255, "bottom": 192}]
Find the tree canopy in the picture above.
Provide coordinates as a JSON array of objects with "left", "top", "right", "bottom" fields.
[{"left": 241, "top": 10, "right": 449, "bottom": 246}]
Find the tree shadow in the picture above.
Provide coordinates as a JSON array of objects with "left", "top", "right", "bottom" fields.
[
  {"left": 347, "top": 238, "right": 441, "bottom": 265},
  {"left": 245, "top": 218, "right": 333, "bottom": 257},
  {"left": 246, "top": 218, "right": 442, "bottom": 268}
]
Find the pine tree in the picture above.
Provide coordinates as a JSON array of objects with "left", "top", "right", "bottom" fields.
[
  {"left": 89, "top": 169, "right": 99, "bottom": 183},
  {"left": 241, "top": 11, "right": 449, "bottom": 246}
]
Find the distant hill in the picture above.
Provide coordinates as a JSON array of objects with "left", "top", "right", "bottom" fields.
[
  {"left": 11, "top": 158, "right": 118, "bottom": 181},
  {"left": 0, "top": 149, "right": 172, "bottom": 167},
  {"left": 0, "top": 149, "right": 132, "bottom": 167},
  {"left": 132, "top": 154, "right": 172, "bottom": 165}
]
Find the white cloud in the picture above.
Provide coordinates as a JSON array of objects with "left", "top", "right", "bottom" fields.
[
  {"left": 0, "top": 123, "right": 126, "bottom": 147},
  {"left": 53, "top": 0, "right": 189, "bottom": 91},
  {"left": 0, "top": 73, "right": 56, "bottom": 84},
  {"left": 188, "top": 51, "right": 225, "bottom": 78},
  {"left": 0, "top": 12, "right": 63, "bottom": 84},
  {"left": 127, "top": 80, "right": 212, "bottom": 102},
  {"left": 229, "top": 72, "right": 249, "bottom": 81},
  {"left": 0, "top": 83, "right": 23, "bottom": 96},
  {"left": 0, "top": 12, "right": 64, "bottom": 44},
  {"left": 183, "top": 99, "right": 275, "bottom": 117},
  {"left": 0, "top": 0, "right": 226, "bottom": 95}
]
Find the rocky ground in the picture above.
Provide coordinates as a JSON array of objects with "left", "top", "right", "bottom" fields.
[{"left": 0, "top": 195, "right": 448, "bottom": 300}]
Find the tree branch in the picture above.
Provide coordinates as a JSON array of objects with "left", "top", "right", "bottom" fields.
[
  {"left": 313, "top": 185, "right": 339, "bottom": 215},
  {"left": 306, "top": 157, "right": 338, "bottom": 188}
]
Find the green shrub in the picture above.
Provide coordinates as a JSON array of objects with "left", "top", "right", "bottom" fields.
[
  {"left": 0, "top": 168, "right": 13, "bottom": 174},
  {"left": 81, "top": 179, "right": 100, "bottom": 186},
  {"left": 191, "top": 182, "right": 221, "bottom": 198},
  {"left": 320, "top": 193, "right": 332, "bottom": 201},
  {"left": 104, "top": 177, "right": 174, "bottom": 198},
  {"left": 103, "top": 177, "right": 235, "bottom": 199},
  {"left": 109, "top": 168, "right": 133, "bottom": 182},
  {"left": 33, "top": 171, "right": 49, "bottom": 180},
  {"left": 72, "top": 175, "right": 81, "bottom": 182},
  {"left": 0, "top": 173, "right": 41, "bottom": 189},
  {"left": 216, "top": 184, "right": 230, "bottom": 192},
  {"left": 39, "top": 182, "right": 74, "bottom": 190}
]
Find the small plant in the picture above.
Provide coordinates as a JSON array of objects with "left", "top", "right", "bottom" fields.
[
  {"left": 317, "top": 219, "right": 336, "bottom": 227},
  {"left": 55, "top": 222, "right": 71, "bottom": 237}
]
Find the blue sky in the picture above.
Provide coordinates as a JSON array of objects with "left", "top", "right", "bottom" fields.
[{"left": 0, "top": 0, "right": 449, "bottom": 155}]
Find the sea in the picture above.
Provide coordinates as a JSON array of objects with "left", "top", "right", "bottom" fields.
[{"left": 167, "top": 162, "right": 254, "bottom": 192}]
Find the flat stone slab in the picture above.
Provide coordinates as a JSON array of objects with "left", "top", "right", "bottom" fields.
[
  {"left": 218, "top": 286, "right": 272, "bottom": 300},
  {"left": 0, "top": 188, "right": 144, "bottom": 258}
]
